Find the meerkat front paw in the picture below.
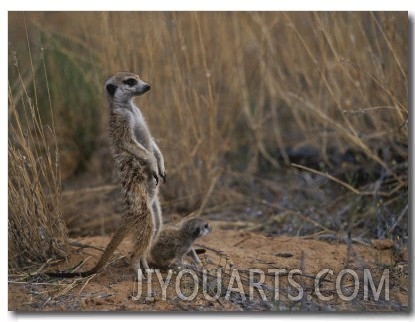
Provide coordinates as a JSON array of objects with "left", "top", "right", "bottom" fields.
[
  {"left": 168, "top": 259, "right": 184, "bottom": 272},
  {"left": 157, "top": 160, "right": 166, "bottom": 184},
  {"left": 152, "top": 171, "right": 159, "bottom": 186},
  {"left": 159, "top": 170, "right": 166, "bottom": 184},
  {"left": 147, "top": 158, "right": 161, "bottom": 186}
]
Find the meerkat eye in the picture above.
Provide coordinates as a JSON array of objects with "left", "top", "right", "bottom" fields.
[
  {"left": 123, "top": 78, "right": 138, "bottom": 86},
  {"left": 194, "top": 227, "right": 201, "bottom": 237}
]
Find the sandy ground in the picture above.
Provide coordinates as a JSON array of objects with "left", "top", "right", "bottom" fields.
[{"left": 8, "top": 220, "right": 408, "bottom": 312}]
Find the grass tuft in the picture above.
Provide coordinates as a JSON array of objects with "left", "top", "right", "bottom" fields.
[{"left": 8, "top": 29, "right": 68, "bottom": 268}]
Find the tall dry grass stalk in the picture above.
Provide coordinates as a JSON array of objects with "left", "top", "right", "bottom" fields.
[
  {"left": 8, "top": 12, "right": 407, "bottom": 216},
  {"left": 8, "top": 35, "right": 68, "bottom": 269}
]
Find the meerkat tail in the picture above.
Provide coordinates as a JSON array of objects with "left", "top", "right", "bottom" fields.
[{"left": 45, "top": 225, "right": 129, "bottom": 278}]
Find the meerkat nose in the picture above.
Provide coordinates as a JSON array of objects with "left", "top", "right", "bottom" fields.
[{"left": 143, "top": 84, "right": 151, "bottom": 92}]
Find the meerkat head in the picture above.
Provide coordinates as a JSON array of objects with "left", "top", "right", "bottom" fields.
[
  {"left": 105, "top": 72, "right": 151, "bottom": 103},
  {"left": 181, "top": 217, "right": 211, "bottom": 240}
]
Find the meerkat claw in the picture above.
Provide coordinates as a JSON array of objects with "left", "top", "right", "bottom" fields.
[{"left": 153, "top": 172, "right": 159, "bottom": 186}]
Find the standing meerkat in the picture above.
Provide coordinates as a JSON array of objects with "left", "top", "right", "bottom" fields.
[
  {"left": 47, "top": 72, "right": 165, "bottom": 278},
  {"left": 149, "top": 217, "right": 211, "bottom": 269}
]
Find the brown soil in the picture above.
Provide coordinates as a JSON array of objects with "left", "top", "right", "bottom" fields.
[{"left": 8, "top": 221, "right": 408, "bottom": 312}]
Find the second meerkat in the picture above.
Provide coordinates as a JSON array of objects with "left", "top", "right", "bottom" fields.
[
  {"left": 150, "top": 217, "right": 211, "bottom": 269},
  {"left": 47, "top": 72, "right": 165, "bottom": 278}
]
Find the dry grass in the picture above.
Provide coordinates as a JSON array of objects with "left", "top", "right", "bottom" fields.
[
  {"left": 8, "top": 12, "right": 408, "bottom": 266},
  {"left": 8, "top": 32, "right": 68, "bottom": 269}
]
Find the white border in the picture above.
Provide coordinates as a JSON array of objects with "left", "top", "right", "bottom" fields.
[
  {"left": 2, "top": 1, "right": 414, "bottom": 321},
  {"left": 2, "top": 0, "right": 415, "bottom": 11}
]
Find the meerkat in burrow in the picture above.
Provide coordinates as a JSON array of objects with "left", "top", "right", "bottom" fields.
[
  {"left": 47, "top": 72, "right": 165, "bottom": 278},
  {"left": 149, "top": 217, "right": 211, "bottom": 269}
]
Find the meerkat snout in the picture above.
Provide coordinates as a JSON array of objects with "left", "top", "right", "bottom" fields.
[
  {"left": 133, "top": 81, "right": 150, "bottom": 95},
  {"left": 142, "top": 83, "right": 151, "bottom": 92}
]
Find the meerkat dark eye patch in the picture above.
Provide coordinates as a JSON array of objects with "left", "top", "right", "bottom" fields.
[
  {"left": 123, "top": 78, "right": 138, "bottom": 86},
  {"left": 193, "top": 227, "right": 201, "bottom": 237},
  {"left": 106, "top": 84, "right": 117, "bottom": 96}
]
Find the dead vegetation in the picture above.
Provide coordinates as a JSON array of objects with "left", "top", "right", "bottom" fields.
[
  {"left": 8, "top": 47, "right": 68, "bottom": 268},
  {"left": 8, "top": 12, "right": 408, "bottom": 311}
]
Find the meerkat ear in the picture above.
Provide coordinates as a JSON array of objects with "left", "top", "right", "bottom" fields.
[{"left": 106, "top": 84, "right": 117, "bottom": 96}]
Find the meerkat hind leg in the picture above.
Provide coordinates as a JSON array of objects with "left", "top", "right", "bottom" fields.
[
  {"left": 131, "top": 255, "right": 151, "bottom": 282},
  {"left": 151, "top": 197, "right": 163, "bottom": 238},
  {"left": 140, "top": 257, "right": 150, "bottom": 270},
  {"left": 131, "top": 251, "right": 150, "bottom": 270}
]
